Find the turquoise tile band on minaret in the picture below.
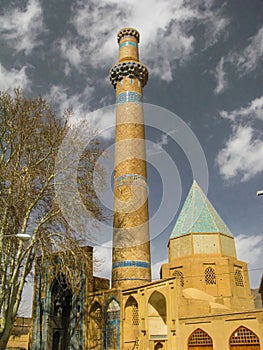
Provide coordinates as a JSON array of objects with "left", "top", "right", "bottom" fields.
[
  {"left": 119, "top": 41, "right": 138, "bottom": 48},
  {"left": 116, "top": 91, "right": 142, "bottom": 104},
  {"left": 112, "top": 260, "right": 150, "bottom": 269}
]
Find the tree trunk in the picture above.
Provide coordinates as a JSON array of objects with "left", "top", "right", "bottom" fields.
[{"left": 0, "top": 325, "right": 13, "bottom": 350}]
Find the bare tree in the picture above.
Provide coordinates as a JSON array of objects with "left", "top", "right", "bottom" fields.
[{"left": 0, "top": 89, "right": 105, "bottom": 349}]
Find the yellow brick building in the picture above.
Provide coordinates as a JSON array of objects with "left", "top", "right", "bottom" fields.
[{"left": 30, "top": 28, "right": 263, "bottom": 350}]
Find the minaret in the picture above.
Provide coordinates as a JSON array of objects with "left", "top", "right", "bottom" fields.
[{"left": 110, "top": 28, "right": 151, "bottom": 289}]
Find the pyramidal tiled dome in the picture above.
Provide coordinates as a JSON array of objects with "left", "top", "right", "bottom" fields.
[{"left": 170, "top": 180, "right": 233, "bottom": 238}]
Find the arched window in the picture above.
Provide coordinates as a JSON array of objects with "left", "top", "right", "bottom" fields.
[
  {"left": 50, "top": 275, "right": 72, "bottom": 317},
  {"left": 204, "top": 267, "right": 216, "bottom": 285},
  {"left": 234, "top": 268, "right": 244, "bottom": 287},
  {"left": 90, "top": 302, "right": 102, "bottom": 326},
  {"left": 49, "top": 276, "right": 72, "bottom": 349},
  {"left": 125, "top": 296, "right": 139, "bottom": 325},
  {"left": 230, "top": 326, "right": 260, "bottom": 348},
  {"left": 173, "top": 270, "right": 184, "bottom": 287},
  {"left": 88, "top": 302, "right": 103, "bottom": 349},
  {"left": 105, "top": 299, "right": 120, "bottom": 349},
  {"left": 188, "top": 328, "right": 213, "bottom": 348}
]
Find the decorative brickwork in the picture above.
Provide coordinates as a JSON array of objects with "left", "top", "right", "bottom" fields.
[
  {"left": 111, "top": 28, "right": 151, "bottom": 289},
  {"left": 110, "top": 61, "right": 148, "bottom": 88},
  {"left": 117, "top": 27, "right": 140, "bottom": 43}
]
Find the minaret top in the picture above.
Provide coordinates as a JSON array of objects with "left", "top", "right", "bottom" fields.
[
  {"left": 117, "top": 27, "right": 140, "bottom": 43},
  {"left": 110, "top": 27, "right": 148, "bottom": 89}
]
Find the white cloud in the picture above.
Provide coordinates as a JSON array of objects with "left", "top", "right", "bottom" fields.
[
  {"left": 59, "top": 0, "right": 228, "bottom": 81},
  {"left": 214, "top": 57, "right": 227, "bottom": 95},
  {"left": 220, "top": 95, "right": 263, "bottom": 121},
  {"left": 94, "top": 241, "right": 112, "bottom": 278},
  {"left": 147, "top": 133, "right": 169, "bottom": 156},
  {"left": 47, "top": 84, "right": 94, "bottom": 118},
  {"left": 0, "top": 64, "right": 29, "bottom": 91},
  {"left": 217, "top": 95, "right": 263, "bottom": 182},
  {"left": 213, "top": 26, "right": 263, "bottom": 88},
  {"left": 0, "top": 0, "right": 44, "bottom": 55},
  {"left": 152, "top": 259, "right": 167, "bottom": 281},
  {"left": 217, "top": 125, "right": 263, "bottom": 182},
  {"left": 47, "top": 85, "right": 115, "bottom": 139},
  {"left": 204, "top": 15, "right": 229, "bottom": 48},
  {"left": 235, "top": 233, "right": 263, "bottom": 288},
  {"left": 60, "top": 39, "right": 82, "bottom": 70},
  {"left": 235, "top": 26, "right": 263, "bottom": 74},
  {"left": 236, "top": 234, "right": 263, "bottom": 266},
  {"left": 227, "top": 26, "right": 263, "bottom": 76}
]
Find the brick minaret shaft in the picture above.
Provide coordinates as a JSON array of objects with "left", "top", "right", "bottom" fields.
[{"left": 110, "top": 28, "right": 151, "bottom": 289}]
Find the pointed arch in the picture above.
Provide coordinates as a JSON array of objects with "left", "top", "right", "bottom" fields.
[
  {"left": 188, "top": 328, "right": 213, "bottom": 349},
  {"left": 124, "top": 296, "right": 140, "bottom": 347},
  {"left": 48, "top": 275, "right": 72, "bottom": 349},
  {"left": 105, "top": 298, "right": 120, "bottom": 349},
  {"left": 148, "top": 291, "right": 166, "bottom": 322},
  {"left": 90, "top": 301, "right": 102, "bottom": 325},
  {"left": 49, "top": 274, "right": 72, "bottom": 316},
  {"left": 230, "top": 326, "right": 260, "bottom": 349},
  {"left": 88, "top": 301, "right": 103, "bottom": 349},
  {"left": 204, "top": 266, "right": 216, "bottom": 285},
  {"left": 125, "top": 296, "right": 139, "bottom": 325},
  {"left": 148, "top": 291, "right": 167, "bottom": 338}
]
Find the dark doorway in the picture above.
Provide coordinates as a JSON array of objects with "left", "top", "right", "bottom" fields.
[{"left": 52, "top": 331, "right": 61, "bottom": 350}]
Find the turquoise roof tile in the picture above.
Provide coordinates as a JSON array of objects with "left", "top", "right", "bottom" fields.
[{"left": 170, "top": 180, "right": 233, "bottom": 238}]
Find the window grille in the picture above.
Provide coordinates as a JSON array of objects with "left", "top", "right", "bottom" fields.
[
  {"left": 173, "top": 270, "right": 184, "bottom": 287},
  {"left": 188, "top": 328, "right": 213, "bottom": 346},
  {"left": 126, "top": 297, "right": 139, "bottom": 325},
  {"left": 132, "top": 304, "right": 139, "bottom": 325},
  {"left": 230, "top": 326, "right": 260, "bottom": 345},
  {"left": 204, "top": 267, "right": 216, "bottom": 285},
  {"left": 234, "top": 268, "right": 244, "bottom": 287}
]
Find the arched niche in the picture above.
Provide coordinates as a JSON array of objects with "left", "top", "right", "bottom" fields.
[
  {"left": 50, "top": 275, "right": 72, "bottom": 318},
  {"left": 125, "top": 296, "right": 139, "bottom": 326},
  {"left": 148, "top": 291, "right": 167, "bottom": 337},
  {"left": 49, "top": 275, "right": 72, "bottom": 350},
  {"left": 105, "top": 298, "right": 120, "bottom": 350},
  {"left": 124, "top": 296, "right": 139, "bottom": 346},
  {"left": 88, "top": 301, "right": 103, "bottom": 349}
]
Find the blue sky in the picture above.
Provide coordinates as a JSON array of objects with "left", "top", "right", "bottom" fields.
[{"left": 1, "top": 0, "right": 263, "bottom": 313}]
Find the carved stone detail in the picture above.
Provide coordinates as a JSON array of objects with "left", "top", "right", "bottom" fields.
[
  {"left": 110, "top": 61, "right": 148, "bottom": 88},
  {"left": 117, "top": 27, "right": 140, "bottom": 43}
]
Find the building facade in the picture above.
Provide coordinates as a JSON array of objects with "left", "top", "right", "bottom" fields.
[{"left": 31, "top": 28, "right": 263, "bottom": 350}]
